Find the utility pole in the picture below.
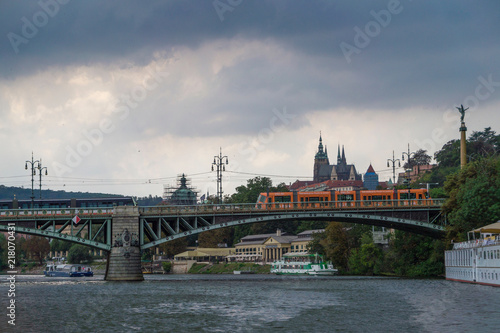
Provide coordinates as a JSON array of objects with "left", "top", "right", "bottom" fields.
[
  {"left": 387, "top": 150, "right": 401, "bottom": 185},
  {"left": 37, "top": 158, "right": 48, "bottom": 199},
  {"left": 211, "top": 148, "right": 228, "bottom": 204},
  {"left": 402, "top": 143, "right": 416, "bottom": 192},
  {"left": 25, "top": 152, "right": 39, "bottom": 209},
  {"left": 419, "top": 182, "right": 439, "bottom": 192}
]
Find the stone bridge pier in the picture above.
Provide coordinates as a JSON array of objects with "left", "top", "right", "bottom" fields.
[{"left": 105, "top": 206, "right": 144, "bottom": 281}]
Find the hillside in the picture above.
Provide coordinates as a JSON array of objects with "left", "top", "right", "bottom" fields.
[{"left": 0, "top": 185, "right": 163, "bottom": 206}]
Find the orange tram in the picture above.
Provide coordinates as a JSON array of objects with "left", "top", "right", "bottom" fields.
[{"left": 256, "top": 188, "right": 431, "bottom": 209}]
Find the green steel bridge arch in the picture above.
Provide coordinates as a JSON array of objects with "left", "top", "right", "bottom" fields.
[{"left": 0, "top": 208, "right": 114, "bottom": 251}]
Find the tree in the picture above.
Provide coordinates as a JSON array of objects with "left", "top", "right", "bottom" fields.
[
  {"left": 323, "top": 222, "right": 350, "bottom": 272},
  {"left": 22, "top": 236, "right": 50, "bottom": 265},
  {"left": 443, "top": 155, "right": 500, "bottom": 243},
  {"left": 348, "top": 243, "right": 383, "bottom": 275},
  {"left": 404, "top": 149, "right": 432, "bottom": 169},
  {"left": 159, "top": 238, "right": 188, "bottom": 258},
  {"left": 229, "top": 177, "right": 289, "bottom": 243},
  {"left": 67, "top": 244, "right": 92, "bottom": 264},
  {"left": 229, "top": 177, "right": 288, "bottom": 204},
  {"left": 385, "top": 231, "right": 444, "bottom": 277},
  {"left": 306, "top": 231, "right": 327, "bottom": 256},
  {"left": 198, "top": 228, "right": 234, "bottom": 248}
]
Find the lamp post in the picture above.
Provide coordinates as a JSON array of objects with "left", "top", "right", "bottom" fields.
[
  {"left": 419, "top": 182, "right": 439, "bottom": 192},
  {"left": 387, "top": 150, "right": 401, "bottom": 185},
  {"left": 37, "top": 159, "right": 48, "bottom": 199},
  {"left": 211, "top": 147, "right": 228, "bottom": 204},
  {"left": 401, "top": 144, "right": 416, "bottom": 190},
  {"left": 25, "top": 152, "right": 40, "bottom": 209}
]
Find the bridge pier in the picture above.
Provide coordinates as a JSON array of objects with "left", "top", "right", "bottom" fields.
[{"left": 105, "top": 206, "right": 144, "bottom": 281}]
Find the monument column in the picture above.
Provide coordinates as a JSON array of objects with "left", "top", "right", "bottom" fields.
[
  {"left": 460, "top": 121, "right": 467, "bottom": 169},
  {"left": 105, "top": 206, "right": 144, "bottom": 281},
  {"left": 457, "top": 104, "right": 469, "bottom": 169}
]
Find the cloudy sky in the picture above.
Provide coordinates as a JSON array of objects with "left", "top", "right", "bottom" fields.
[{"left": 1, "top": 1, "right": 499, "bottom": 198}]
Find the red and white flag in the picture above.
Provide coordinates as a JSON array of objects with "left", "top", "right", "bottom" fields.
[{"left": 72, "top": 215, "right": 81, "bottom": 224}]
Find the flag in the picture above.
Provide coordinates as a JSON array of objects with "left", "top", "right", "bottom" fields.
[
  {"left": 200, "top": 194, "right": 206, "bottom": 201},
  {"left": 72, "top": 215, "right": 81, "bottom": 224}
]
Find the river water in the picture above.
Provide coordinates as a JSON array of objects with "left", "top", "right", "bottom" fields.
[{"left": 1, "top": 274, "right": 499, "bottom": 332}]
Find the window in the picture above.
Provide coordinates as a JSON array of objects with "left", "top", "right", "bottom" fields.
[
  {"left": 338, "top": 194, "right": 354, "bottom": 201},
  {"left": 275, "top": 196, "right": 291, "bottom": 203}
]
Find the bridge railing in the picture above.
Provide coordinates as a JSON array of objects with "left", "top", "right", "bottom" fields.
[
  {"left": 0, "top": 199, "right": 445, "bottom": 219},
  {"left": 0, "top": 207, "right": 114, "bottom": 219},
  {"left": 139, "top": 199, "right": 445, "bottom": 215}
]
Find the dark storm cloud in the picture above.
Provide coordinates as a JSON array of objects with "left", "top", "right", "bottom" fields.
[{"left": 1, "top": 0, "right": 499, "bottom": 111}]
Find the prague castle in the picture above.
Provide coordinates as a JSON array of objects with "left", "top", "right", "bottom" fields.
[{"left": 313, "top": 135, "right": 362, "bottom": 182}]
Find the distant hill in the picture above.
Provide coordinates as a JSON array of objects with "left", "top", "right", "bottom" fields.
[
  {"left": 0, "top": 185, "right": 163, "bottom": 206},
  {"left": 0, "top": 185, "right": 124, "bottom": 201}
]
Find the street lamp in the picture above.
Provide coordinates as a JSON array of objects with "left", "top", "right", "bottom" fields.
[
  {"left": 37, "top": 159, "right": 48, "bottom": 199},
  {"left": 25, "top": 152, "right": 39, "bottom": 209},
  {"left": 401, "top": 143, "right": 416, "bottom": 191},
  {"left": 419, "top": 182, "right": 439, "bottom": 192},
  {"left": 211, "top": 147, "right": 228, "bottom": 204},
  {"left": 387, "top": 150, "right": 401, "bottom": 185}
]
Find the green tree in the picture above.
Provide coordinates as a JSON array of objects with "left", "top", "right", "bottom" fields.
[
  {"left": 229, "top": 177, "right": 289, "bottom": 243},
  {"left": 385, "top": 231, "right": 444, "bottom": 277},
  {"left": 22, "top": 236, "right": 50, "bottom": 265},
  {"left": 68, "top": 244, "right": 92, "bottom": 264},
  {"left": 159, "top": 238, "right": 188, "bottom": 258},
  {"left": 198, "top": 228, "right": 234, "bottom": 248},
  {"left": 348, "top": 243, "right": 383, "bottom": 275},
  {"left": 162, "top": 261, "right": 172, "bottom": 273},
  {"left": 306, "top": 230, "right": 327, "bottom": 256},
  {"left": 404, "top": 149, "right": 432, "bottom": 169},
  {"left": 323, "top": 222, "right": 350, "bottom": 272},
  {"left": 443, "top": 155, "right": 500, "bottom": 243},
  {"left": 229, "top": 177, "right": 287, "bottom": 204}
]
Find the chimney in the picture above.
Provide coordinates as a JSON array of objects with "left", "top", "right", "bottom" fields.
[{"left": 276, "top": 229, "right": 282, "bottom": 237}]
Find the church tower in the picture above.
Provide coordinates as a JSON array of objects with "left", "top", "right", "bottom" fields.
[{"left": 313, "top": 134, "right": 329, "bottom": 182}]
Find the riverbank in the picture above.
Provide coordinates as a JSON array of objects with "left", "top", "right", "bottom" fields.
[{"left": 188, "top": 262, "right": 271, "bottom": 274}]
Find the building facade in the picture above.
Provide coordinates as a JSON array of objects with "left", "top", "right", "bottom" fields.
[{"left": 234, "top": 229, "right": 325, "bottom": 262}]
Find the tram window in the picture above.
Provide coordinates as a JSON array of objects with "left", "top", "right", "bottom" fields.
[
  {"left": 275, "top": 196, "right": 291, "bottom": 203},
  {"left": 372, "top": 195, "right": 383, "bottom": 201},
  {"left": 309, "top": 197, "right": 320, "bottom": 202},
  {"left": 339, "top": 194, "right": 354, "bottom": 201},
  {"left": 257, "top": 195, "right": 267, "bottom": 203}
]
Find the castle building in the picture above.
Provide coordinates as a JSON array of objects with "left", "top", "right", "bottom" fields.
[{"left": 313, "top": 135, "right": 362, "bottom": 182}]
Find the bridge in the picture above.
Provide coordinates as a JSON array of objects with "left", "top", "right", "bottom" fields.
[{"left": 0, "top": 199, "right": 445, "bottom": 281}]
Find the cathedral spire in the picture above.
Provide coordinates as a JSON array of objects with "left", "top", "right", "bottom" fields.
[
  {"left": 341, "top": 145, "right": 346, "bottom": 164},
  {"left": 337, "top": 144, "right": 341, "bottom": 164}
]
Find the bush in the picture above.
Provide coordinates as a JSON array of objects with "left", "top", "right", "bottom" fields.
[
  {"left": 162, "top": 261, "right": 172, "bottom": 273},
  {"left": 68, "top": 245, "right": 92, "bottom": 264}
]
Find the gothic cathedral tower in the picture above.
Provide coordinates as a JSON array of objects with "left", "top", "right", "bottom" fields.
[{"left": 313, "top": 134, "right": 329, "bottom": 182}]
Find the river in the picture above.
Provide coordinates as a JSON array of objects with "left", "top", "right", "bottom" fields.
[{"left": 1, "top": 274, "right": 499, "bottom": 332}]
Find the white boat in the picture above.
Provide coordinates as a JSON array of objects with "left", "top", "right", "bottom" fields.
[
  {"left": 271, "top": 252, "right": 338, "bottom": 275},
  {"left": 445, "top": 221, "right": 500, "bottom": 287}
]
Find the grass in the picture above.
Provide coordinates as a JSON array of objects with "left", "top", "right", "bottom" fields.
[{"left": 188, "top": 262, "right": 271, "bottom": 274}]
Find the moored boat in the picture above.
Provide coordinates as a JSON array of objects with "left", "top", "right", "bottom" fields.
[
  {"left": 44, "top": 263, "right": 94, "bottom": 277},
  {"left": 271, "top": 253, "right": 338, "bottom": 275},
  {"left": 445, "top": 221, "right": 500, "bottom": 287}
]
